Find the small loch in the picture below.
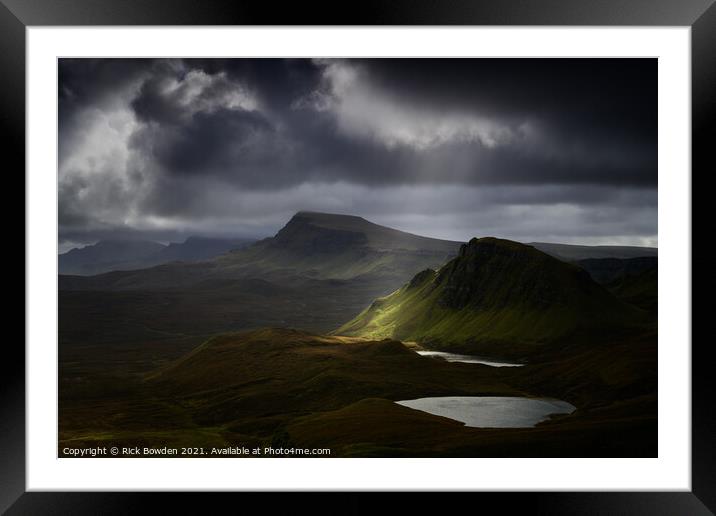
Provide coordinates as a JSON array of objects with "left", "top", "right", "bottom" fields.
[
  {"left": 396, "top": 396, "right": 576, "bottom": 428},
  {"left": 415, "top": 350, "right": 524, "bottom": 367}
]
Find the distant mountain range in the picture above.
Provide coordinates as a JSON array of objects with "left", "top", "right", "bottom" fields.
[
  {"left": 336, "top": 237, "right": 649, "bottom": 358},
  {"left": 529, "top": 242, "right": 657, "bottom": 261},
  {"left": 59, "top": 212, "right": 462, "bottom": 291},
  {"left": 59, "top": 236, "right": 255, "bottom": 275},
  {"left": 58, "top": 212, "right": 658, "bottom": 341},
  {"left": 576, "top": 256, "right": 657, "bottom": 284},
  {"left": 59, "top": 211, "right": 657, "bottom": 282}
]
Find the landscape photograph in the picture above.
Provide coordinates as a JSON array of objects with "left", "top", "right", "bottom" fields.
[{"left": 58, "top": 57, "right": 657, "bottom": 458}]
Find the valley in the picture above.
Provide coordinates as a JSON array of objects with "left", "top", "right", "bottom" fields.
[{"left": 58, "top": 212, "right": 658, "bottom": 457}]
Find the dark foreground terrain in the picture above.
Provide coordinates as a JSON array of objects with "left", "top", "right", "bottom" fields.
[{"left": 59, "top": 328, "right": 656, "bottom": 457}]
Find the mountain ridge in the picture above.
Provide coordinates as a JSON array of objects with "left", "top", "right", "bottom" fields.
[
  {"left": 58, "top": 236, "right": 255, "bottom": 276},
  {"left": 530, "top": 241, "right": 657, "bottom": 261},
  {"left": 198, "top": 211, "right": 462, "bottom": 284},
  {"left": 336, "top": 237, "right": 648, "bottom": 357},
  {"left": 58, "top": 213, "right": 658, "bottom": 302},
  {"left": 59, "top": 212, "right": 658, "bottom": 279}
]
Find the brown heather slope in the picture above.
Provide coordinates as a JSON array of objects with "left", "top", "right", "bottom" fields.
[
  {"left": 59, "top": 328, "right": 656, "bottom": 457},
  {"left": 146, "top": 328, "right": 525, "bottom": 425}
]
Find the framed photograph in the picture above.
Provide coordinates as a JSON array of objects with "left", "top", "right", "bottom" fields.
[{"left": 6, "top": 0, "right": 713, "bottom": 512}]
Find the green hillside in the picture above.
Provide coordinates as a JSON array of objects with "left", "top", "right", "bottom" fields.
[
  {"left": 213, "top": 211, "right": 460, "bottom": 282},
  {"left": 606, "top": 268, "right": 658, "bottom": 315},
  {"left": 336, "top": 237, "right": 648, "bottom": 357}
]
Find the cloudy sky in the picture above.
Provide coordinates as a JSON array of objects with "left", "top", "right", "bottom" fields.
[{"left": 58, "top": 58, "right": 657, "bottom": 252}]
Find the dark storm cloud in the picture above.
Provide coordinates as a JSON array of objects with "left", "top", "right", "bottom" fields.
[
  {"left": 189, "top": 58, "right": 324, "bottom": 111},
  {"left": 58, "top": 58, "right": 657, "bottom": 247},
  {"left": 360, "top": 59, "right": 655, "bottom": 126},
  {"left": 140, "top": 109, "right": 276, "bottom": 175},
  {"left": 113, "top": 58, "right": 656, "bottom": 189},
  {"left": 59, "top": 58, "right": 151, "bottom": 120}
]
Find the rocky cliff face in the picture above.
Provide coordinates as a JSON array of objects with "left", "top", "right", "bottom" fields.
[{"left": 435, "top": 237, "right": 595, "bottom": 311}]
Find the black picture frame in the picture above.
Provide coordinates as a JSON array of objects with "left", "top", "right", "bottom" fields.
[{"left": 4, "top": 0, "right": 714, "bottom": 513}]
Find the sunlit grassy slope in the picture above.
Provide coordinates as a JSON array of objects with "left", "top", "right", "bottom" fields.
[{"left": 336, "top": 237, "right": 649, "bottom": 356}]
